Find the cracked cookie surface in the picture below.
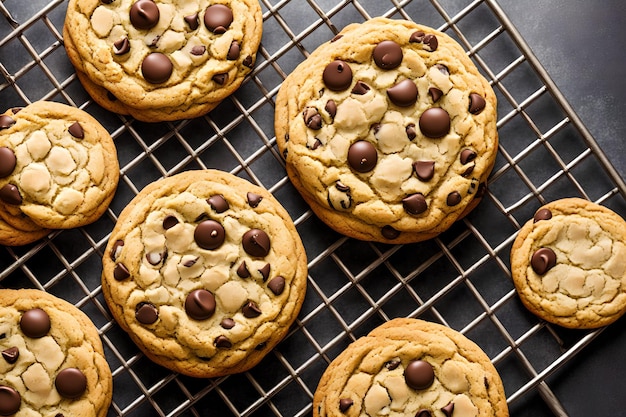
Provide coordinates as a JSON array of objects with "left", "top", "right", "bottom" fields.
[
  {"left": 313, "top": 318, "right": 508, "bottom": 417},
  {"left": 275, "top": 18, "right": 498, "bottom": 243},
  {"left": 0, "top": 289, "right": 112, "bottom": 417},
  {"left": 511, "top": 198, "right": 626, "bottom": 328},
  {"left": 101, "top": 170, "right": 307, "bottom": 377}
]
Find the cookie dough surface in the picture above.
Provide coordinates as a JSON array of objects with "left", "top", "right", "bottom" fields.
[
  {"left": 0, "top": 289, "right": 112, "bottom": 417},
  {"left": 275, "top": 18, "right": 498, "bottom": 243},
  {"left": 313, "top": 318, "right": 508, "bottom": 417},
  {"left": 101, "top": 170, "right": 308, "bottom": 377},
  {"left": 511, "top": 198, "right": 626, "bottom": 328}
]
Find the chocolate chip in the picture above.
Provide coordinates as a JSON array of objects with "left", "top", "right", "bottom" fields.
[
  {"left": 351, "top": 81, "right": 370, "bottom": 95},
  {"left": 322, "top": 60, "right": 352, "bottom": 91},
  {"left": 242, "top": 55, "right": 253, "bottom": 68},
  {"left": 469, "top": 93, "right": 486, "bottom": 114},
  {"left": 191, "top": 45, "right": 206, "bottom": 56},
  {"left": 182, "top": 257, "right": 197, "bottom": 267},
  {"left": 441, "top": 402, "right": 455, "bottom": 417},
  {"left": 141, "top": 52, "right": 173, "bottom": 84},
  {"left": 20, "top": 308, "right": 50, "bottom": 339},
  {"left": 215, "top": 335, "right": 232, "bottom": 348},
  {"left": 348, "top": 140, "right": 377, "bottom": 173},
  {"left": 387, "top": 79, "right": 418, "bottom": 107},
  {"left": 373, "top": 40, "right": 403, "bottom": 70},
  {"left": 255, "top": 342, "right": 266, "bottom": 351},
  {"left": 184, "top": 13, "right": 199, "bottom": 30},
  {"left": 55, "top": 368, "right": 87, "bottom": 399},
  {"left": 162, "top": 215, "right": 179, "bottom": 229},
  {"left": 2, "top": 347, "right": 19, "bottom": 364},
  {"left": 461, "top": 164, "right": 475, "bottom": 177},
  {"left": 268, "top": 276, "right": 285, "bottom": 295},
  {"left": 242, "top": 229, "right": 271, "bottom": 257},
  {"left": 220, "top": 318, "right": 235, "bottom": 329},
  {"left": 0, "top": 147, "right": 17, "bottom": 178},
  {"left": 403, "top": 193, "right": 428, "bottom": 215},
  {"left": 404, "top": 360, "right": 435, "bottom": 390},
  {"left": 185, "top": 289, "right": 216, "bottom": 320},
  {"left": 113, "top": 37, "right": 130, "bottom": 55},
  {"left": 208, "top": 195, "right": 229, "bottom": 213},
  {"left": 413, "top": 160, "right": 435, "bottom": 181},
  {"left": 422, "top": 34, "right": 438, "bottom": 51},
  {"left": 460, "top": 149, "right": 477, "bottom": 165},
  {"left": 531, "top": 247, "right": 557, "bottom": 275},
  {"left": 135, "top": 302, "right": 158, "bottom": 324},
  {"left": 325, "top": 99, "right": 337, "bottom": 118},
  {"left": 242, "top": 301, "right": 261, "bottom": 318},
  {"left": 247, "top": 192, "right": 263, "bottom": 208},
  {"left": 227, "top": 41, "right": 241, "bottom": 60},
  {"left": 212, "top": 73, "right": 228, "bottom": 85},
  {"left": 113, "top": 263, "right": 130, "bottom": 280},
  {"left": 435, "top": 64, "right": 449, "bottom": 76},
  {"left": 0, "top": 184, "right": 21, "bottom": 205},
  {"left": 308, "top": 138, "right": 322, "bottom": 150},
  {"left": 428, "top": 87, "right": 443, "bottom": 102},
  {"left": 258, "top": 263, "right": 270, "bottom": 281},
  {"left": 409, "top": 31, "right": 425, "bottom": 43},
  {"left": 101, "top": 0, "right": 115, "bottom": 3},
  {"left": 381, "top": 225, "right": 400, "bottom": 240},
  {"left": 237, "top": 261, "right": 251, "bottom": 278},
  {"left": 204, "top": 4, "right": 233, "bottom": 34},
  {"left": 534, "top": 208, "right": 552, "bottom": 223},
  {"left": 194, "top": 220, "right": 226, "bottom": 250},
  {"left": 146, "top": 251, "right": 165, "bottom": 265},
  {"left": 336, "top": 181, "right": 350, "bottom": 192},
  {"left": 419, "top": 107, "right": 450, "bottom": 138},
  {"left": 384, "top": 358, "right": 401, "bottom": 370},
  {"left": 446, "top": 191, "right": 462, "bottom": 206},
  {"left": 129, "top": 0, "right": 160, "bottom": 30},
  {"left": 339, "top": 398, "right": 353, "bottom": 412},
  {"left": 416, "top": 410, "right": 432, "bottom": 417},
  {"left": 0, "top": 115, "right": 15, "bottom": 130},
  {"left": 303, "top": 107, "right": 322, "bottom": 130},
  {"left": 0, "top": 385, "right": 21, "bottom": 416},
  {"left": 406, "top": 124, "right": 417, "bottom": 140}
]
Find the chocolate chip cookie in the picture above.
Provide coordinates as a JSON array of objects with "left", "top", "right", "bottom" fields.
[
  {"left": 510, "top": 198, "right": 626, "bottom": 329},
  {"left": 0, "top": 101, "right": 119, "bottom": 231},
  {"left": 275, "top": 17, "right": 498, "bottom": 243},
  {"left": 63, "top": 0, "right": 262, "bottom": 122},
  {"left": 0, "top": 289, "right": 112, "bottom": 417},
  {"left": 101, "top": 170, "right": 308, "bottom": 377},
  {"left": 313, "top": 318, "right": 508, "bottom": 417}
]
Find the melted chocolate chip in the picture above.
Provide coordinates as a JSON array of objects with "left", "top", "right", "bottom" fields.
[
  {"left": 242, "top": 301, "right": 261, "bottom": 318},
  {"left": 237, "top": 261, "right": 251, "bottom": 278},
  {"left": 416, "top": 410, "right": 432, "bottom": 417},
  {"left": 460, "top": 149, "right": 477, "bottom": 165},
  {"left": 220, "top": 318, "right": 235, "bottom": 329},
  {"left": 185, "top": 289, "right": 216, "bottom": 320},
  {"left": 129, "top": 0, "right": 160, "bottom": 30},
  {"left": 258, "top": 263, "right": 270, "bottom": 281},
  {"left": 162, "top": 215, "right": 179, "bottom": 229},
  {"left": 403, "top": 193, "right": 428, "bottom": 215},
  {"left": 0, "top": 147, "right": 17, "bottom": 178},
  {"left": 247, "top": 192, "right": 263, "bottom": 208},
  {"left": 242, "top": 229, "right": 271, "bottom": 257},
  {"left": 135, "top": 302, "right": 158, "bottom": 324},
  {"left": 0, "top": 184, "right": 21, "bottom": 205},
  {"left": 68, "top": 122, "right": 84, "bottom": 139},
  {"left": 113, "top": 37, "right": 130, "bottom": 55},
  {"left": 212, "top": 73, "right": 228, "bottom": 85},
  {"left": 531, "top": 247, "right": 557, "bottom": 275},
  {"left": 303, "top": 107, "right": 322, "bottom": 130},
  {"left": 325, "top": 99, "right": 337, "bottom": 118},
  {"left": 194, "top": 220, "right": 226, "bottom": 250},
  {"left": 141, "top": 53, "right": 173, "bottom": 84},
  {"left": 308, "top": 138, "right": 322, "bottom": 150},
  {"left": 348, "top": 141, "right": 377, "bottom": 173},
  {"left": 268, "top": 276, "right": 285, "bottom": 295},
  {"left": 323, "top": 60, "right": 352, "bottom": 91},
  {"left": 422, "top": 34, "right": 438, "bottom": 51},
  {"left": 184, "top": 13, "right": 199, "bottom": 30},
  {"left": 409, "top": 31, "right": 425, "bottom": 43},
  {"left": 215, "top": 335, "right": 232, "bottom": 348},
  {"left": 0, "top": 115, "right": 15, "bottom": 130},
  {"left": 406, "top": 124, "right": 417, "bottom": 140},
  {"left": 339, "top": 398, "right": 353, "bottom": 412},
  {"left": 145, "top": 251, "right": 165, "bottom": 265},
  {"left": 208, "top": 195, "right": 229, "bottom": 213},
  {"left": 428, "top": 87, "right": 443, "bottom": 102},
  {"left": 20, "top": 308, "right": 50, "bottom": 338},
  {"left": 2, "top": 347, "right": 19, "bottom": 364},
  {"left": 227, "top": 41, "right": 240, "bottom": 60},
  {"left": 469, "top": 93, "right": 486, "bottom": 114},
  {"left": 384, "top": 358, "right": 401, "bottom": 370},
  {"left": 419, "top": 107, "right": 450, "bottom": 138},
  {"left": 413, "top": 160, "right": 435, "bottom": 181},
  {"left": 242, "top": 55, "right": 253, "bottom": 68},
  {"left": 191, "top": 45, "right": 206, "bottom": 56},
  {"left": 435, "top": 64, "right": 449, "bottom": 76},
  {"left": 336, "top": 181, "right": 350, "bottom": 192},
  {"left": 534, "top": 208, "right": 552, "bottom": 223},
  {"left": 204, "top": 4, "right": 233, "bottom": 34},
  {"left": 381, "top": 225, "right": 400, "bottom": 240},
  {"left": 387, "top": 79, "right": 418, "bottom": 107},
  {"left": 0, "top": 385, "right": 21, "bottom": 416},
  {"left": 373, "top": 40, "right": 403, "bottom": 70},
  {"left": 113, "top": 263, "right": 130, "bottom": 280},
  {"left": 55, "top": 368, "right": 87, "bottom": 399},
  {"left": 183, "top": 257, "right": 197, "bottom": 267},
  {"left": 351, "top": 81, "right": 370, "bottom": 95},
  {"left": 441, "top": 402, "right": 455, "bottom": 417},
  {"left": 446, "top": 191, "right": 462, "bottom": 206},
  {"left": 404, "top": 360, "right": 435, "bottom": 390}
]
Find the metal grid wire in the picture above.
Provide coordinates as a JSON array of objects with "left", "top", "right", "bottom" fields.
[{"left": 1, "top": 0, "right": 626, "bottom": 416}]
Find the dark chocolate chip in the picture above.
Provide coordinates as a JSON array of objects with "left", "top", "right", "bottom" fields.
[
  {"left": 242, "top": 55, "right": 253, "bottom": 68},
  {"left": 404, "top": 360, "right": 435, "bottom": 390},
  {"left": 113, "top": 263, "right": 130, "bottom": 280},
  {"left": 419, "top": 107, "right": 450, "bottom": 138},
  {"left": 336, "top": 181, "right": 350, "bottom": 192},
  {"left": 185, "top": 289, "right": 216, "bottom": 320},
  {"left": 0, "top": 184, "right": 21, "bottom": 205},
  {"left": 101, "top": 0, "right": 115, "bottom": 3},
  {"left": 20, "top": 308, "right": 50, "bottom": 338},
  {"left": 184, "top": 13, "right": 199, "bottom": 30},
  {"left": 460, "top": 149, "right": 477, "bottom": 165},
  {"left": 242, "top": 229, "right": 271, "bottom": 257},
  {"left": 242, "top": 301, "right": 261, "bottom": 318},
  {"left": 141, "top": 52, "right": 173, "bottom": 84},
  {"left": 0, "top": 385, "right": 21, "bottom": 416},
  {"left": 531, "top": 247, "right": 557, "bottom": 275},
  {"left": 534, "top": 208, "right": 552, "bottom": 223},
  {"left": 162, "top": 215, "right": 179, "bottom": 230},
  {"left": 113, "top": 37, "right": 130, "bottom": 55},
  {"left": 325, "top": 99, "right": 337, "bottom": 118},
  {"left": 208, "top": 195, "right": 229, "bottom": 213},
  {"left": 348, "top": 140, "right": 377, "bottom": 173},
  {"left": 227, "top": 41, "right": 240, "bottom": 60},
  {"left": 67, "top": 122, "right": 84, "bottom": 139},
  {"left": 446, "top": 191, "right": 462, "bottom": 206},
  {"left": 422, "top": 34, "right": 438, "bottom": 51},
  {"left": 0, "top": 147, "right": 17, "bottom": 178},
  {"left": 406, "top": 124, "right": 417, "bottom": 140},
  {"left": 409, "top": 31, "right": 425, "bottom": 43},
  {"left": 2, "top": 347, "right": 19, "bottom": 364},
  {"left": 268, "top": 276, "right": 285, "bottom": 295},
  {"left": 308, "top": 138, "right": 322, "bottom": 150},
  {"left": 428, "top": 87, "right": 443, "bottom": 102},
  {"left": 215, "top": 335, "right": 232, "bottom": 348},
  {"left": 351, "top": 81, "right": 370, "bottom": 95},
  {"left": 258, "top": 263, "right": 270, "bottom": 281},
  {"left": 145, "top": 251, "right": 165, "bottom": 265},
  {"left": 373, "top": 40, "right": 403, "bottom": 70},
  {"left": 416, "top": 410, "right": 432, "bottom": 417},
  {"left": 384, "top": 358, "right": 401, "bottom": 370},
  {"left": 191, "top": 45, "right": 206, "bottom": 56},
  {"left": 387, "top": 79, "right": 418, "bottom": 107},
  {"left": 435, "top": 64, "right": 449, "bottom": 76},
  {"left": 303, "top": 107, "right": 322, "bottom": 130},
  {"left": 441, "top": 402, "right": 455, "bottom": 417},
  {"left": 220, "top": 318, "right": 235, "bottom": 329},
  {"left": 135, "top": 302, "right": 158, "bottom": 324},
  {"left": 0, "top": 115, "right": 15, "bottom": 130},
  {"left": 381, "top": 225, "right": 400, "bottom": 240},
  {"left": 129, "top": 0, "right": 160, "bottom": 30},
  {"left": 255, "top": 342, "right": 267, "bottom": 351},
  {"left": 194, "top": 220, "right": 226, "bottom": 250},
  {"left": 212, "top": 73, "right": 228, "bottom": 85},
  {"left": 413, "top": 160, "right": 435, "bottom": 181},
  {"left": 322, "top": 60, "right": 352, "bottom": 91},
  {"left": 469, "top": 93, "right": 486, "bottom": 114},
  {"left": 182, "top": 257, "right": 196, "bottom": 267},
  {"left": 204, "top": 4, "right": 233, "bottom": 34},
  {"left": 339, "top": 398, "right": 353, "bottom": 412},
  {"left": 237, "top": 261, "right": 251, "bottom": 278},
  {"left": 55, "top": 368, "right": 87, "bottom": 399},
  {"left": 461, "top": 164, "right": 475, "bottom": 177},
  {"left": 403, "top": 193, "right": 428, "bottom": 215},
  {"left": 247, "top": 192, "right": 263, "bottom": 208}
]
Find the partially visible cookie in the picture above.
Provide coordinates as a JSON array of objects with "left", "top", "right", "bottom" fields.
[
  {"left": 313, "top": 318, "right": 508, "bottom": 417},
  {"left": 510, "top": 198, "right": 626, "bottom": 329},
  {"left": 275, "top": 17, "right": 498, "bottom": 243},
  {"left": 0, "top": 289, "right": 112, "bottom": 417},
  {"left": 63, "top": 0, "right": 263, "bottom": 122},
  {"left": 0, "top": 215, "right": 50, "bottom": 246},
  {"left": 0, "top": 101, "right": 119, "bottom": 230},
  {"left": 101, "top": 170, "right": 307, "bottom": 377}
]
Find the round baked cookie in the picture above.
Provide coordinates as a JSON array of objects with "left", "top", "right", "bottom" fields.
[
  {"left": 0, "top": 101, "right": 119, "bottom": 230},
  {"left": 0, "top": 289, "right": 112, "bottom": 417},
  {"left": 313, "top": 318, "right": 508, "bottom": 417},
  {"left": 63, "top": 0, "right": 262, "bottom": 122},
  {"left": 510, "top": 198, "right": 626, "bottom": 329},
  {"left": 101, "top": 170, "right": 308, "bottom": 377},
  {"left": 275, "top": 17, "right": 498, "bottom": 243},
  {"left": 0, "top": 215, "right": 50, "bottom": 246}
]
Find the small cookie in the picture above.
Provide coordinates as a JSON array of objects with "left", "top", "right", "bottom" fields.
[
  {"left": 101, "top": 170, "right": 307, "bottom": 377},
  {"left": 313, "top": 318, "right": 508, "bottom": 417},
  {"left": 275, "top": 18, "right": 498, "bottom": 243},
  {"left": 510, "top": 198, "right": 626, "bottom": 329},
  {"left": 63, "top": 0, "right": 262, "bottom": 122},
  {"left": 0, "top": 289, "right": 112, "bottom": 417},
  {"left": 0, "top": 101, "right": 119, "bottom": 230}
]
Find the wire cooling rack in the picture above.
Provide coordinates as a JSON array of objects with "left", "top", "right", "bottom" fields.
[{"left": 2, "top": 0, "right": 626, "bottom": 416}]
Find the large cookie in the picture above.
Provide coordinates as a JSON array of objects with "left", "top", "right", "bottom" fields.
[
  {"left": 0, "top": 101, "right": 119, "bottom": 230},
  {"left": 275, "top": 18, "right": 498, "bottom": 243},
  {"left": 63, "top": 0, "right": 262, "bottom": 122},
  {"left": 101, "top": 170, "right": 308, "bottom": 377},
  {"left": 313, "top": 318, "right": 508, "bottom": 417},
  {"left": 510, "top": 198, "right": 626, "bottom": 329},
  {"left": 0, "top": 289, "right": 112, "bottom": 417}
]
